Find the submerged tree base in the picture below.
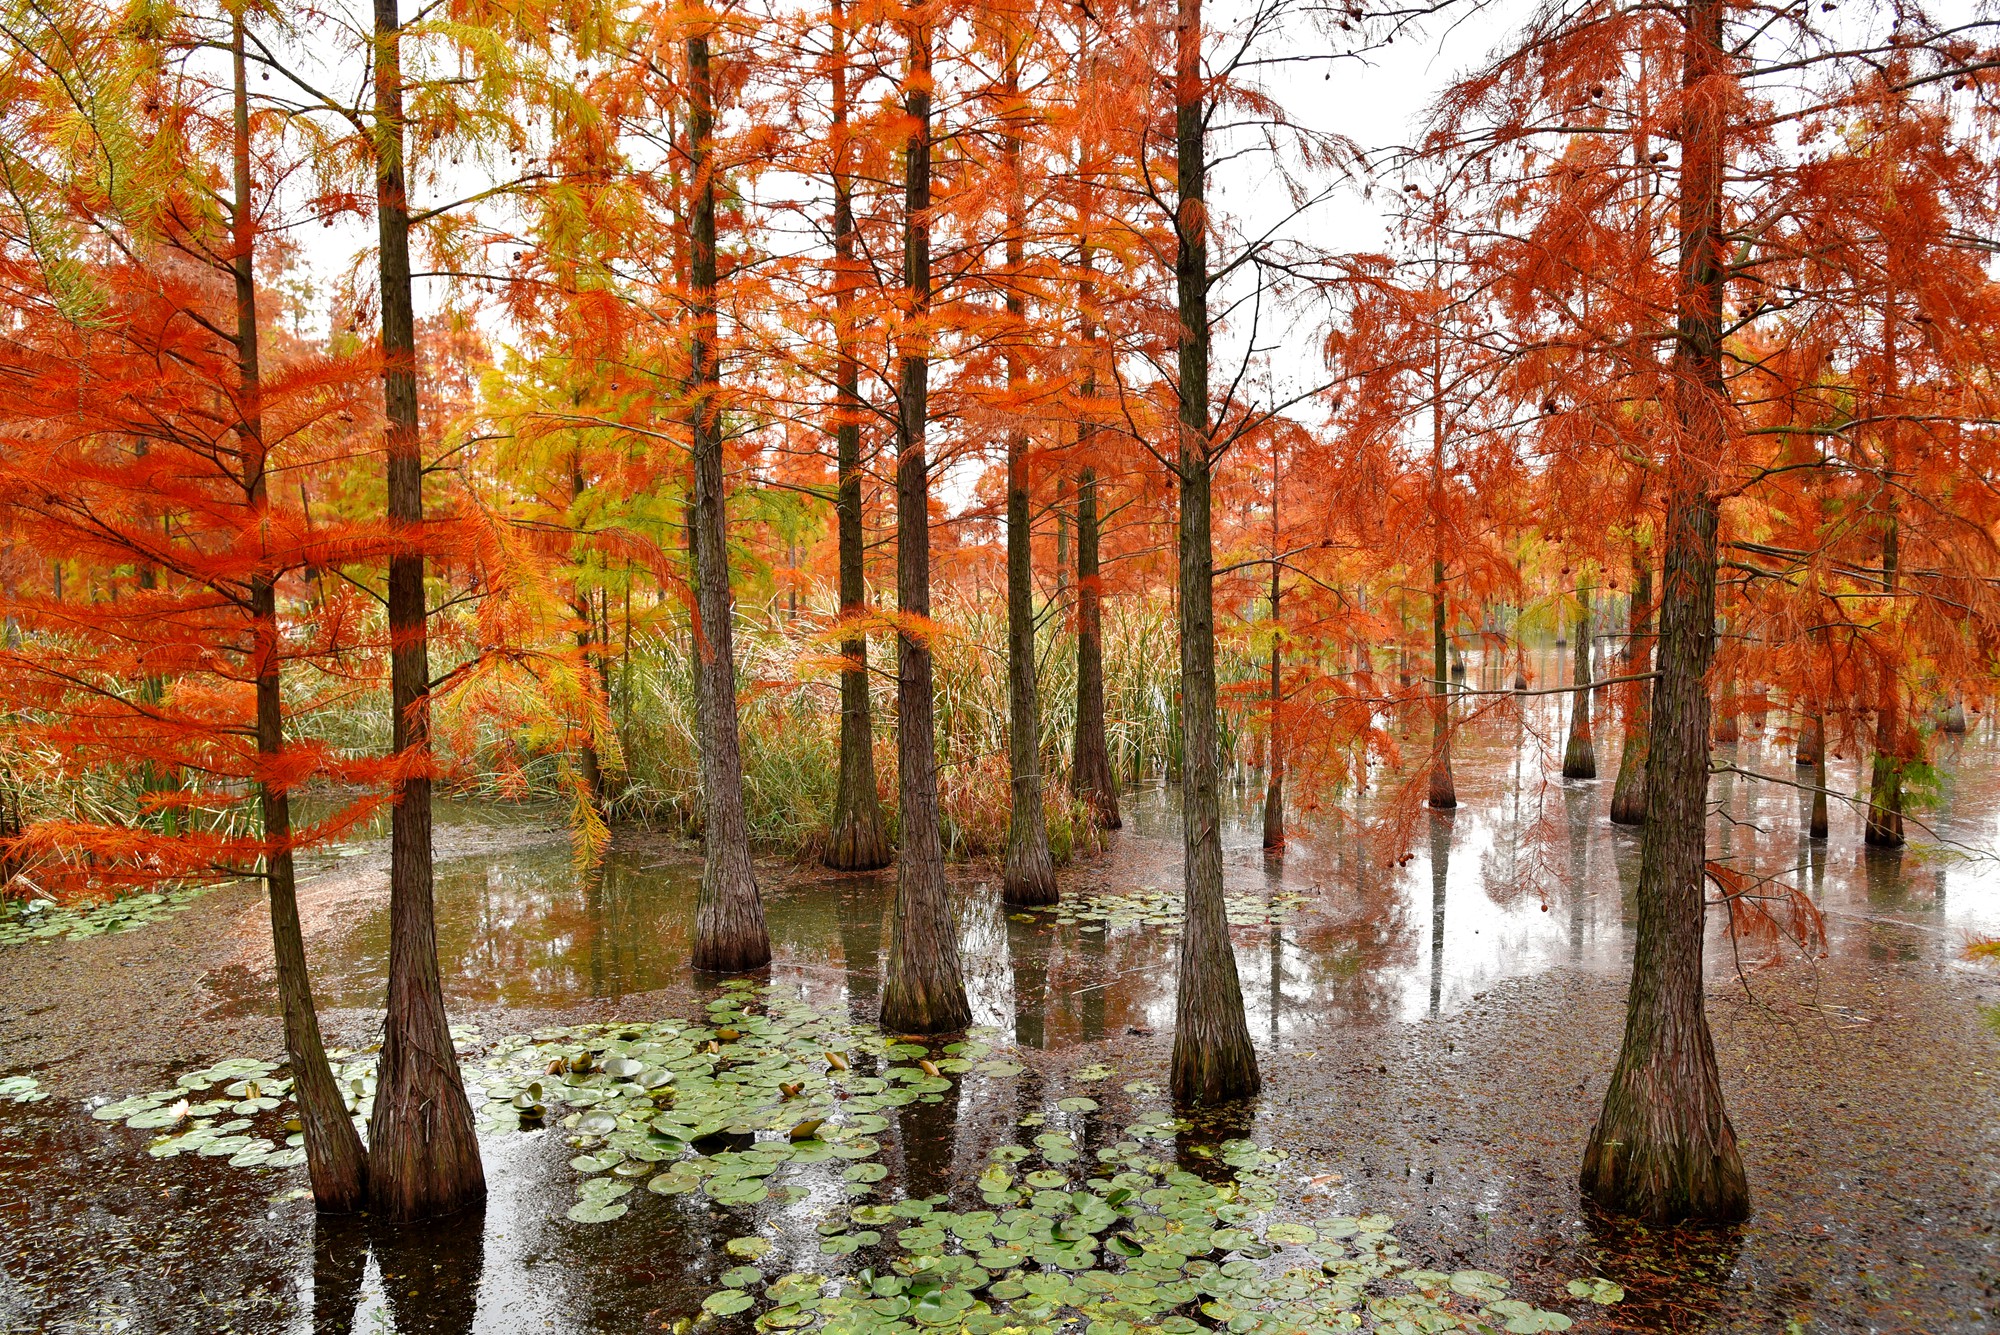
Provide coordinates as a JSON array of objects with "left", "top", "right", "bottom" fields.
[
  {"left": 823, "top": 814, "right": 892, "bottom": 873},
  {"left": 1581, "top": 1105, "right": 1750, "bottom": 1224}
]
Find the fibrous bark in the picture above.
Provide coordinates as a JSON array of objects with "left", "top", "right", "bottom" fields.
[
  {"left": 1581, "top": 0, "right": 1748, "bottom": 1224},
  {"left": 1609, "top": 557, "right": 1652, "bottom": 825},
  {"left": 824, "top": 0, "right": 891, "bottom": 872},
  {"left": 880, "top": 9, "right": 970, "bottom": 1035},
  {"left": 367, "top": 0, "right": 485, "bottom": 1221},
  {"left": 999, "top": 57, "right": 1056, "bottom": 907},
  {"left": 235, "top": 19, "right": 367, "bottom": 1212},
  {"left": 1563, "top": 587, "right": 1597, "bottom": 779},
  {"left": 1168, "top": 0, "right": 1258, "bottom": 1104},
  {"left": 1072, "top": 466, "right": 1120, "bottom": 828},
  {"left": 1428, "top": 557, "right": 1456, "bottom": 809},
  {"left": 686, "top": 31, "right": 772, "bottom": 971},
  {"left": 1581, "top": 484, "right": 1747, "bottom": 1222}
]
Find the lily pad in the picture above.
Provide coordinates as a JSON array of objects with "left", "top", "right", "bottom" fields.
[
  {"left": 1566, "top": 1276, "right": 1625, "bottom": 1305},
  {"left": 701, "top": 1290, "right": 755, "bottom": 1316}
]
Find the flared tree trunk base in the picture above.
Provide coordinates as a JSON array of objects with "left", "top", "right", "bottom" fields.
[
  {"left": 1581, "top": 1088, "right": 1750, "bottom": 1224},
  {"left": 1608, "top": 731, "right": 1647, "bottom": 825},
  {"left": 824, "top": 813, "right": 892, "bottom": 873},
  {"left": 1170, "top": 1042, "right": 1260, "bottom": 1105},
  {"left": 881, "top": 858, "right": 973, "bottom": 1036},
  {"left": 1428, "top": 751, "right": 1456, "bottom": 811},
  {"left": 369, "top": 1059, "right": 486, "bottom": 1223},
  {"left": 1002, "top": 836, "right": 1059, "bottom": 906},
  {"left": 693, "top": 855, "right": 773, "bottom": 973},
  {"left": 1563, "top": 736, "right": 1598, "bottom": 780}
]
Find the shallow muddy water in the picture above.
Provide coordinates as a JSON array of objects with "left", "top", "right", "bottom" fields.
[{"left": 1, "top": 647, "right": 1997, "bottom": 1334}]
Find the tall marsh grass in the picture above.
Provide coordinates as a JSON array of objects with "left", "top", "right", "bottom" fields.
[
  {"left": 10, "top": 587, "right": 1236, "bottom": 870},
  {"left": 416, "top": 587, "right": 1216, "bottom": 862}
]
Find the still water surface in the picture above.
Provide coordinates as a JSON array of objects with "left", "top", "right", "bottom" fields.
[{"left": 2, "top": 648, "right": 1995, "bottom": 1333}]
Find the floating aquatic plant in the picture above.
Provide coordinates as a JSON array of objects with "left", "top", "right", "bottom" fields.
[
  {"left": 1023, "top": 885, "right": 1308, "bottom": 933},
  {"left": 0, "top": 1075, "right": 45, "bottom": 1104},
  {"left": 0, "top": 885, "right": 219, "bottom": 948},
  {"left": 85, "top": 982, "right": 1583, "bottom": 1333},
  {"left": 702, "top": 1113, "right": 1579, "bottom": 1334}
]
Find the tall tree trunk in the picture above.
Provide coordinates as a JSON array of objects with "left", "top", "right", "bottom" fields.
[
  {"left": 824, "top": 0, "right": 890, "bottom": 872},
  {"left": 1261, "top": 490, "right": 1282, "bottom": 850},
  {"left": 1581, "top": 0, "right": 1747, "bottom": 1223},
  {"left": 1864, "top": 696, "right": 1906, "bottom": 847},
  {"left": 368, "top": 0, "right": 484, "bottom": 1221},
  {"left": 1428, "top": 557, "right": 1455, "bottom": 808},
  {"left": 1809, "top": 719, "right": 1829, "bottom": 840},
  {"left": 571, "top": 462, "right": 605, "bottom": 808},
  {"left": 1072, "top": 466, "right": 1119, "bottom": 827},
  {"left": 880, "top": 9, "right": 970, "bottom": 1034},
  {"left": 1563, "top": 585, "right": 1597, "bottom": 778},
  {"left": 1610, "top": 556, "right": 1653, "bottom": 824},
  {"left": 1168, "top": 0, "right": 1258, "bottom": 1104},
  {"left": 686, "top": 30, "right": 772, "bottom": 971},
  {"left": 1865, "top": 509, "right": 1905, "bottom": 847},
  {"left": 1000, "top": 51, "right": 1056, "bottom": 906},
  {"left": 234, "top": 18, "right": 367, "bottom": 1212},
  {"left": 1428, "top": 318, "right": 1455, "bottom": 810},
  {"left": 1054, "top": 479, "right": 1070, "bottom": 599},
  {"left": 1794, "top": 703, "right": 1822, "bottom": 766}
]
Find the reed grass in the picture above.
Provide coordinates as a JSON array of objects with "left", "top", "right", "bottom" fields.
[{"left": 9, "top": 588, "right": 1247, "bottom": 871}]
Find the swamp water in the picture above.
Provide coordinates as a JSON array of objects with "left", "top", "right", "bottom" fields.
[{"left": 1, "top": 649, "right": 1997, "bottom": 1334}]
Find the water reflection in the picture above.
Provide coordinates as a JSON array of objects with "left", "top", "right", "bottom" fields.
[
  {"left": 9, "top": 671, "right": 2000, "bottom": 1333},
  {"left": 372, "top": 1209, "right": 484, "bottom": 1335},
  {"left": 278, "top": 682, "right": 2000, "bottom": 1039},
  {"left": 310, "top": 1215, "right": 368, "bottom": 1335}
]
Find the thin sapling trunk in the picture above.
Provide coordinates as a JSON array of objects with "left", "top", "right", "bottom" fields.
[{"left": 234, "top": 18, "right": 367, "bottom": 1211}]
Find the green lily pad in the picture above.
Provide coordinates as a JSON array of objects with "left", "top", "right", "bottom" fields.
[
  {"left": 567, "top": 1198, "right": 629, "bottom": 1223},
  {"left": 1566, "top": 1276, "right": 1625, "bottom": 1304},
  {"left": 701, "top": 1289, "right": 755, "bottom": 1316}
]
